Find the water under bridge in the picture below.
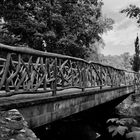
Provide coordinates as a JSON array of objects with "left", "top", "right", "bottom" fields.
[{"left": 0, "top": 43, "right": 139, "bottom": 129}]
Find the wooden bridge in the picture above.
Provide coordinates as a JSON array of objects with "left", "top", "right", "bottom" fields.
[{"left": 0, "top": 43, "right": 139, "bottom": 128}]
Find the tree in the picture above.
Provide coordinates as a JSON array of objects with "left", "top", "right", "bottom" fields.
[
  {"left": 131, "top": 35, "right": 140, "bottom": 72},
  {"left": 121, "top": 52, "right": 132, "bottom": 70},
  {"left": 0, "top": 0, "right": 114, "bottom": 59},
  {"left": 120, "top": 5, "right": 140, "bottom": 26},
  {"left": 121, "top": 5, "right": 140, "bottom": 72},
  {"left": 99, "top": 53, "right": 132, "bottom": 70}
]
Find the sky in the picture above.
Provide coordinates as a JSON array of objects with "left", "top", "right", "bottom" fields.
[{"left": 101, "top": 0, "right": 140, "bottom": 56}]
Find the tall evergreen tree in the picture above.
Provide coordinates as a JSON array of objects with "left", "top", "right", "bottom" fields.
[{"left": 132, "top": 35, "right": 140, "bottom": 72}]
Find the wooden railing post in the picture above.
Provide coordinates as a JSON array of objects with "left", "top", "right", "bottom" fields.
[
  {"left": 43, "top": 58, "right": 47, "bottom": 90},
  {"left": 52, "top": 58, "right": 57, "bottom": 96},
  {"left": 124, "top": 72, "right": 127, "bottom": 86},
  {"left": 118, "top": 71, "right": 121, "bottom": 87},
  {"left": 70, "top": 60, "right": 74, "bottom": 87},
  {"left": 0, "top": 53, "right": 11, "bottom": 90},
  {"left": 134, "top": 73, "right": 137, "bottom": 94},
  {"left": 100, "top": 66, "right": 102, "bottom": 89},
  {"left": 82, "top": 63, "right": 86, "bottom": 92}
]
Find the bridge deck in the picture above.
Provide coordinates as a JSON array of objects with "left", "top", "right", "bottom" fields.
[
  {"left": 0, "top": 85, "right": 127, "bottom": 109},
  {"left": 0, "top": 85, "right": 135, "bottom": 128}
]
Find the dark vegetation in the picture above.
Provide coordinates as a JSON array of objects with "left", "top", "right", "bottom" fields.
[
  {"left": 0, "top": 0, "right": 114, "bottom": 60},
  {"left": 0, "top": 0, "right": 140, "bottom": 70}
]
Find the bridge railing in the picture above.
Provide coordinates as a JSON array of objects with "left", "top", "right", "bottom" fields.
[{"left": 0, "top": 43, "right": 139, "bottom": 96}]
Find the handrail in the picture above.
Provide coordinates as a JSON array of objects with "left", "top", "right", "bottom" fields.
[
  {"left": 0, "top": 43, "right": 135, "bottom": 72},
  {"left": 0, "top": 43, "right": 139, "bottom": 96}
]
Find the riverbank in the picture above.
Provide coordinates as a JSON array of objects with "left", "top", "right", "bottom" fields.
[
  {"left": 105, "top": 94, "right": 140, "bottom": 140},
  {"left": 0, "top": 109, "right": 39, "bottom": 140}
]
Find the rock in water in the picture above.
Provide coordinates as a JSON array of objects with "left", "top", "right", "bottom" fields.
[{"left": 0, "top": 109, "right": 39, "bottom": 140}]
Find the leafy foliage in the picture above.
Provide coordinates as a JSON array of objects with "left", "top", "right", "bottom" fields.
[
  {"left": 121, "top": 5, "right": 140, "bottom": 25},
  {"left": 100, "top": 52, "right": 132, "bottom": 70},
  {"left": 109, "top": 95, "right": 140, "bottom": 140},
  {"left": 107, "top": 118, "right": 120, "bottom": 125},
  {"left": 106, "top": 117, "right": 139, "bottom": 139},
  {"left": 108, "top": 125, "right": 128, "bottom": 137},
  {"left": 107, "top": 118, "right": 138, "bottom": 127},
  {"left": 107, "top": 118, "right": 128, "bottom": 138},
  {"left": 120, "top": 118, "right": 138, "bottom": 126},
  {"left": 126, "top": 131, "right": 140, "bottom": 140},
  {"left": 131, "top": 126, "right": 140, "bottom": 132},
  {"left": 0, "top": 0, "right": 114, "bottom": 59}
]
